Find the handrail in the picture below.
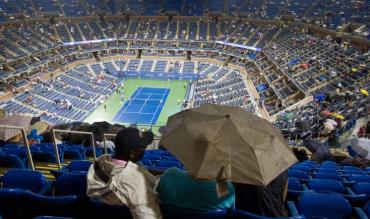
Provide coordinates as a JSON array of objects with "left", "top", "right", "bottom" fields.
[
  {"left": 0, "top": 125, "right": 35, "bottom": 170},
  {"left": 52, "top": 129, "right": 96, "bottom": 170}
]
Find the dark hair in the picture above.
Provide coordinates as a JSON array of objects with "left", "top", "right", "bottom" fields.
[
  {"left": 113, "top": 128, "right": 154, "bottom": 162},
  {"left": 292, "top": 148, "right": 308, "bottom": 162}
]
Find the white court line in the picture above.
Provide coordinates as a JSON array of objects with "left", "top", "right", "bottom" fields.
[
  {"left": 149, "top": 89, "right": 170, "bottom": 125},
  {"left": 115, "top": 87, "right": 143, "bottom": 121}
]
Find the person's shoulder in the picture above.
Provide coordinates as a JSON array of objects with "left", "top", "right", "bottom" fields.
[{"left": 163, "top": 167, "right": 184, "bottom": 176}]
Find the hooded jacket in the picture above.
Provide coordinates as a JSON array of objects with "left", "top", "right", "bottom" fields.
[{"left": 86, "top": 155, "right": 162, "bottom": 219}]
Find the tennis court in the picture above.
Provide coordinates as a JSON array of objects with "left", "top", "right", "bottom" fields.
[{"left": 113, "top": 87, "right": 170, "bottom": 125}]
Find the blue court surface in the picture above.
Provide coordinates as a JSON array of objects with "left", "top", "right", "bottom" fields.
[{"left": 113, "top": 87, "right": 170, "bottom": 125}]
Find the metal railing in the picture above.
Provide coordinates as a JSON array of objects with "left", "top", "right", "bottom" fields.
[
  {"left": 52, "top": 129, "right": 96, "bottom": 170},
  {"left": 0, "top": 125, "right": 35, "bottom": 170}
]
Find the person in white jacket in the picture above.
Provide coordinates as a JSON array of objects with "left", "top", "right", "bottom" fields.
[{"left": 86, "top": 128, "right": 162, "bottom": 219}]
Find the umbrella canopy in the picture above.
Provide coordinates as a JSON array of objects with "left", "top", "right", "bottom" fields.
[
  {"left": 350, "top": 138, "right": 370, "bottom": 159},
  {"left": 0, "top": 109, "right": 6, "bottom": 119},
  {"left": 30, "top": 121, "right": 50, "bottom": 135},
  {"left": 160, "top": 104, "right": 297, "bottom": 186},
  {"left": 0, "top": 115, "right": 32, "bottom": 141},
  {"left": 30, "top": 116, "right": 41, "bottom": 125}
]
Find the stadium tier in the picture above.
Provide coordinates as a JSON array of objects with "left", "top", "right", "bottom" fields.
[{"left": 0, "top": 1, "right": 370, "bottom": 219}]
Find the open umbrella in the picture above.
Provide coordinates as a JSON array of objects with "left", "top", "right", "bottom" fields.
[
  {"left": 160, "top": 104, "right": 297, "bottom": 186},
  {"left": 0, "top": 115, "right": 32, "bottom": 141}
]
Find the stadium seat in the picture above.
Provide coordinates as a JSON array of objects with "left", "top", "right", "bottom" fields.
[
  {"left": 0, "top": 154, "right": 26, "bottom": 169},
  {"left": 342, "top": 169, "right": 365, "bottom": 175},
  {"left": 156, "top": 160, "right": 182, "bottom": 170},
  {"left": 314, "top": 172, "right": 344, "bottom": 181},
  {"left": 290, "top": 165, "right": 312, "bottom": 173},
  {"left": 54, "top": 172, "right": 87, "bottom": 196},
  {"left": 24, "top": 190, "right": 83, "bottom": 218},
  {"left": 364, "top": 201, "right": 370, "bottom": 217},
  {"left": 85, "top": 146, "right": 101, "bottom": 158},
  {"left": 287, "top": 192, "right": 354, "bottom": 219},
  {"left": 0, "top": 188, "right": 27, "bottom": 219},
  {"left": 85, "top": 198, "right": 133, "bottom": 219},
  {"left": 65, "top": 160, "right": 92, "bottom": 172},
  {"left": 160, "top": 205, "right": 227, "bottom": 219},
  {"left": 50, "top": 160, "right": 92, "bottom": 178},
  {"left": 229, "top": 209, "right": 305, "bottom": 219},
  {"left": 348, "top": 175, "right": 370, "bottom": 183},
  {"left": 0, "top": 169, "right": 52, "bottom": 195},
  {"left": 63, "top": 149, "right": 85, "bottom": 160},
  {"left": 353, "top": 182, "right": 370, "bottom": 196},
  {"left": 307, "top": 179, "right": 347, "bottom": 194},
  {"left": 287, "top": 178, "right": 307, "bottom": 200},
  {"left": 288, "top": 170, "right": 311, "bottom": 180}
]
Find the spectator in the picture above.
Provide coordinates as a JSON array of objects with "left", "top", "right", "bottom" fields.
[
  {"left": 156, "top": 167, "right": 235, "bottom": 211},
  {"left": 86, "top": 128, "right": 162, "bottom": 219},
  {"left": 233, "top": 170, "right": 288, "bottom": 217},
  {"left": 358, "top": 125, "right": 366, "bottom": 137}
]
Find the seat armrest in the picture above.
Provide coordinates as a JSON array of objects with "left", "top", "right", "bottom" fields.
[
  {"left": 353, "top": 207, "right": 369, "bottom": 219},
  {"left": 38, "top": 181, "right": 54, "bottom": 196},
  {"left": 287, "top": 201, "right": 299, "bottom": 217},
  {"left": 302, "top": 184, "right": 309, "bottom": 191},
  {"left": 346, "top": 187, "right": 355, "bottom": 195}
]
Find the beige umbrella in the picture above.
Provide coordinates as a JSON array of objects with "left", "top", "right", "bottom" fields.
[
  {"left": 0, "top": 115, "right": 33, "bottom": 141},
  {"left": 0, "top": 109, "right": 6, "bottom": 119},
  {"left": 29, "top": 121, "right": 50, "bottom": 135},
  {"left": 160, "top": 104, "right": 297, "bottom": 186}
]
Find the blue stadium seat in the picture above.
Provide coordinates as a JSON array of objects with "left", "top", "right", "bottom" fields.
[
  {"left": 85, "top": 198, "right": 133, "bottom": 219},
  {"left": 85, "top": 146, "right": 102, "bottom": 158},
  {"left": 348, "top": 175, "right": 370, "bottom": 183},
  {"left": 307, "top": 179, "right": 346, "bottom": 194},
  {"left": 51, "top": 160, "right": 92, "bottom": 178},
  {"left": 24, "top": 190, "right": 82, "bottom": 218},
  {"left": 287, "top": 178, "right": 306, "bottom": 200},
  {"left": 314, "top": 172, "right": 344, "bottom": 181},
  {"left": 288, "top": 170, "right": 310, "bottom": 180},
  {"left": 156, "top": 160, "right": 182, "bottom": 169},
  {"left": 0, "top": 188, "right": 27, "bottom": 218},
  {"left": 0, "top": 169, "right": 52, "bottom": 194},
  {"left": 160, "top": 205, "right": 227, "bottom": 219},
  {"left": 288, "top": 178, "right": 303, "bottom": 191},
  {"left": 364, "top": 201, "right": 370, "bottom": 218},
  {"left": 353, "top": 182, "right": 370, "bottom": 196},
  {"left": 0, "top": 154, "right": 26, "bottom": 169},
  {"left": 229, "top": 209, "right": 305, "bottom": 219},
  {"left": 342, "top": 169, "right": 365, "bottom": 175},
  {"left": 287, "top": 192, "right": 353, "bottom": 219},
  {"left": 290, "top": 165, "right": 312, "bottom": 173},
  {"left": 54, "top": 172, "right": 87, "bottom": 196},
  {"left": 63, "top": 149, "right": 85, "bottom": 160},
  {"left": 65, "top": 160, "right": 92, "bottom": 172}
]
